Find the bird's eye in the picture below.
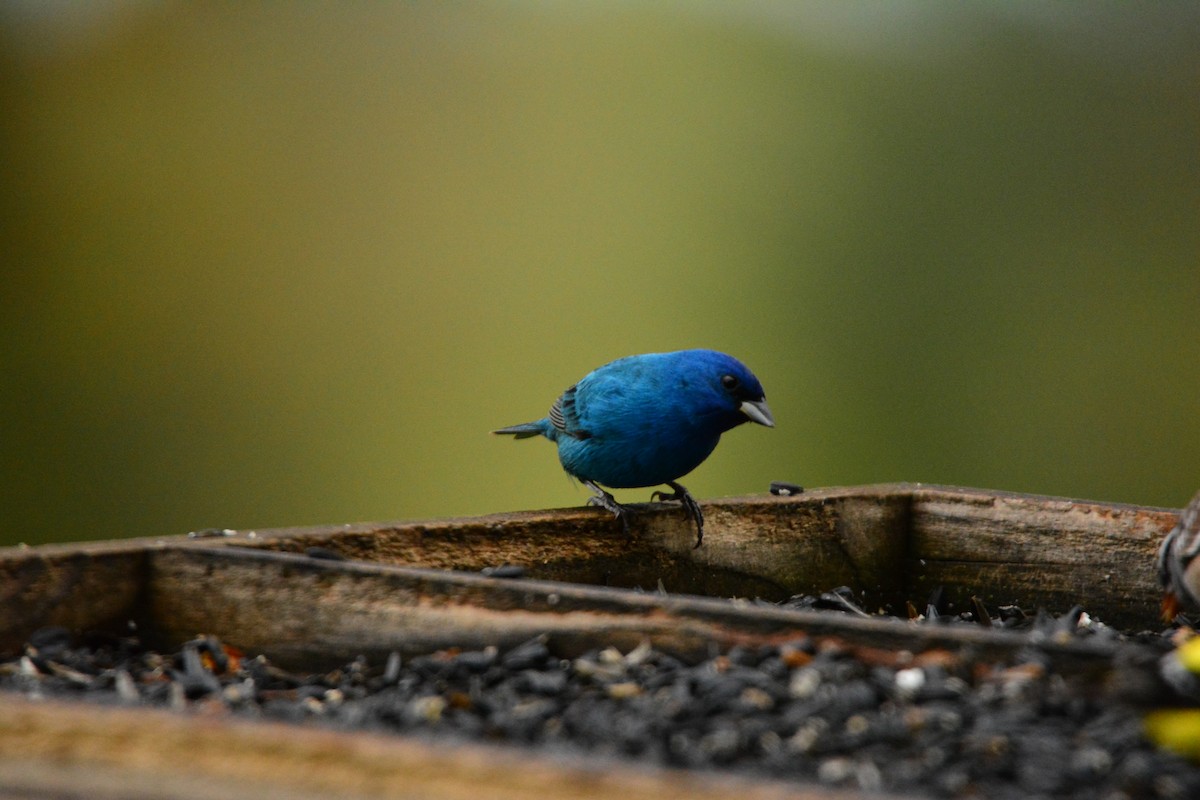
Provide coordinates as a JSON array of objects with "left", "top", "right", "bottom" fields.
[{"left": 721, "top": 374, "right": 740, "bottom": 390}]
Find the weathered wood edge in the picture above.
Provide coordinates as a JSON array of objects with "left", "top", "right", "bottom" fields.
[
  {"left": 907, "top": 486, "right": 1177, "bottom": 628},
  {"left": 0, "top": 694, "right": 884, "bottom": 800},
  {"left": 145, "top": 545, "right": 1130, "bottom": 674},
  {"left": 0, "top": 482, "right": 1173, "bottom": 562}
]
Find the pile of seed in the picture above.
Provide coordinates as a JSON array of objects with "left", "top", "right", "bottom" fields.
[{"left": 3, "top": 600, "right": 1199, "bottom": 799}]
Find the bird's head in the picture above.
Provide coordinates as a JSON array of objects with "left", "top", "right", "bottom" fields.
[{"left": 686, "top": 350, "right": 774, "bottom": 432}]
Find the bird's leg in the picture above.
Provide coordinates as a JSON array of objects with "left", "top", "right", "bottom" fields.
[
  {"left": 650, "top": 480, "right": 705, "bottom": 549},
  {"left": 583, "top": 480, "right": 630, "bottom": 536}
]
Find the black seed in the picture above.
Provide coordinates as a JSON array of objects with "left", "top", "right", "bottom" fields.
[
  {"left": 501, "top": 637, "right": 551, "bottom": 671},
  {"left": 305, "top": 546, "right": 345, "bottom": 561},
  {"left": 519, "top": 670, "right": 567, "bottom": 695},
  {"left": 455, "top": 648, "right": 498, "bottom": 673},
  {"left": 481, "top": 564, "right": 526, "bottom": 579},
  {"left": 27, "top": 626, "right": 72, "bottom": 657}
]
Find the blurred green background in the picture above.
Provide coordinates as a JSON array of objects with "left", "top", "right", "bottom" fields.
[{"left": 2, "top": 3, "right": 1197, "bottom": 546}]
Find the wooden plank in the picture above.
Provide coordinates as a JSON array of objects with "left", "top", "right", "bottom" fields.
[
  {"left": 0, "top": 695, "right": 878, "bottom": 800},
  {"left": 908, "top": 487, "right": 1175, "bottom": 628},
  {"left": 208, "top": 484, "right": 1174, "bottom": 628},
  {"left": 143, "top": 545, "right": 1121, "bottom": 673},
  {"left": 217, "top": 485, "right": 915, "bottom": 611},
  {"left": 0, "top": 541, "right": 149, "bottom": 655}
]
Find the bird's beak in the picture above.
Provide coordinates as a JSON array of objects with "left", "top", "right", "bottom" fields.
[{"left": 740, "top": 399, "right": 774, "bottom": 427}]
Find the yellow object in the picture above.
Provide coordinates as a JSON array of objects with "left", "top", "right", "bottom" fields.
[
  {"left": 1177, "top": 637, "right": 1200, "bottom": 673},
  {"left": 1145, "top": 709, "right": 1200, "bottom": 760}
]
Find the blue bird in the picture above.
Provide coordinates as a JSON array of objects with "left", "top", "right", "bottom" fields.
[{"left": 493, "top": 349, "right": 774, "bottom": 547}]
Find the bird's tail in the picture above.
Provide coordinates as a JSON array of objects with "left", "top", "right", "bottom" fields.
[{"left": 492, "top": 420, "right": 547, "bottom": 439}]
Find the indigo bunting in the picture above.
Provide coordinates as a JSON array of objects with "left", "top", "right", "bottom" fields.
[
  {"left": 493, "top": 349, "right": 774, "bottom": 547},
  {"left": 1158, "top": 489, "right": 1200, "bottom": 620}
]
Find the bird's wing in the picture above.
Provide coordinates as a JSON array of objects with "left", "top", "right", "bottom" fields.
[{"left": 548, "top": 384, "right": 590, "bottom": 439}]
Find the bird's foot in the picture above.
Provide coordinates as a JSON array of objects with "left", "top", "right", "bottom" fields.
[
  {"left": 651, "top": 480, "right": 705, "bottom": 549},
  {"left": 584, "top": 481, "right": 631, "bottom": 536}
]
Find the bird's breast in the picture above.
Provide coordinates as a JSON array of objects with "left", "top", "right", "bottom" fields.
[{"left": 555, "top": 428, "right": 720, "bottom": 489}]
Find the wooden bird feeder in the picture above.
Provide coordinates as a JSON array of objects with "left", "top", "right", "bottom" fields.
[{"left": 0, "top": 484, "right": 1181, "bottom": 799}]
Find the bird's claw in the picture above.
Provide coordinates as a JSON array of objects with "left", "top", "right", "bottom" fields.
[
  {"left": 584, "top": 481, "right": 631, "bottom": 536},
  {"left": 583, "top": 480, "right": 705, "bottom": 547},
  {"left": 653, "top": 481, "right": 705, "bottom": 549}
]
